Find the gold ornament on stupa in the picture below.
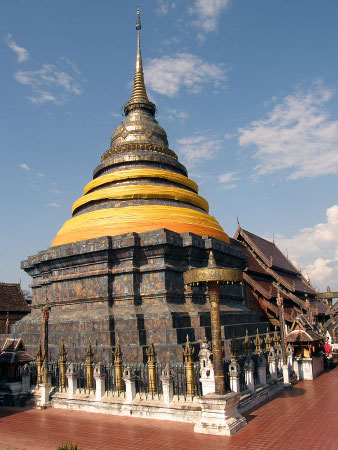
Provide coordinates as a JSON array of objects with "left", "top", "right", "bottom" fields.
[{"left": 52, "top": 9, "right": 229, "bottom": 247}]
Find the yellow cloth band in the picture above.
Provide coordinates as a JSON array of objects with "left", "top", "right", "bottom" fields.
[
  {"left": 83, "top": 169, "right": 198, "bottom": 195},
  {"left": 72, "top": 185, "right": 209, "bottom": 214},
  {"left": 52, "top": 205, "right": 229, "bottom": 247}
]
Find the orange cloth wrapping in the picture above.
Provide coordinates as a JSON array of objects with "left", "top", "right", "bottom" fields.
[
  {"left": 52, "top": 205, "right": 230, "bottom": 247},
  {"left": 84, "top": 169, "right": 198, "bottom": 195},
  {"left": 72, "top": 185, "right": 209, "bottom": 214}
]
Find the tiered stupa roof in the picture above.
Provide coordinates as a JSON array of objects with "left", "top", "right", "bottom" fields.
[{"left": 52, "top": 10, "right": 229, "bottom": 247}]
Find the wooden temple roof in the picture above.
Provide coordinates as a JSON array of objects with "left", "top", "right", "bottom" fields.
[
  {"left": 233, "top": 227, "right": 326, "bottom": 324},
  {"left": 235, "top": 228, "right": 298, "bottom": 273},
  {"left": 287, "top": 314, "right": 323, "bottom": 342},
  {"left": 286, "top": 329, "right": 323, "bottom": 343},
  {"left": 0, "top": 338, "right": 33, "bottom": 365},
  {"left": 0, "top": 283, "right": 30, "bottom": 313}
]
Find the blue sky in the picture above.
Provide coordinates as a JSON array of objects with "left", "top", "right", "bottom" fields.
[{"left": 1, "top": 0, "right": 338, "bottom": 292}]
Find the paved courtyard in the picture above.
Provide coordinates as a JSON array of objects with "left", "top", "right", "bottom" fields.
[{"left": 0, "top": 367, "right": 337, "bottom": 450}]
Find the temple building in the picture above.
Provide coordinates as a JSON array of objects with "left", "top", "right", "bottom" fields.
[
  {"left": 0, "top": 283, "right": 30, "bottom": 334},
  {"left": 9, "top": 12, "right": 268, "bottom": 363},
  {"left": 233, "top": 226, "right": 328, "bottom": 327}
]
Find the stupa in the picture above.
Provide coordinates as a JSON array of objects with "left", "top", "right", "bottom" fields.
[{"left": 12, "top": 11, "right": 268, "bottom": 363}]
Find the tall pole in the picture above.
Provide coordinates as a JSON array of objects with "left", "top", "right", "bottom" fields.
[
  {"left": 277, "top": 292, "right": 287, "bottom": 365},
  {"left": 42, "top": 305, "right": 51, "bottom": 384},
  {"left": 5, "top": 311, "right": 9, "bottom": 336},
  {"left": 208, "top": 281, "right": 225, "bottom": 395}
]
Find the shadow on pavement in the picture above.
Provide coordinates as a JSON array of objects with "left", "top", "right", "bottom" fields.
[
  {"left": 0, "top": 405, "right": 34, "bottom": 420},
  {"left": 278, "top": 387, "right": 306, "bottom": 398}
]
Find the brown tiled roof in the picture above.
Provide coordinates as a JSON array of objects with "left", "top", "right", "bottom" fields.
[
  {"left": 332, "top": 302, "right": 338, "bottom": 313},
  {"left": 2, "top": 338, "right": 26, "bottom": 352},
  {"left": 240, "top": 246, "right": 267, "bottom": 275},
  {"left": 0, "top": 283, "right": 30, "bottom": 312},
  {"left": 277, "top": 273, "right": 316, "bottom": 295},
  {"left": 286, "top": 329, "right": 323, "bottom": 343},
  {"left": 0, "top": 351, "right": 34, "bottom": 364},
  {"left": 240, "top": 229, "right": 298, "bottom": 273},
  {"left": 311, "top": 300, "right": 330, "bottom": 316}
]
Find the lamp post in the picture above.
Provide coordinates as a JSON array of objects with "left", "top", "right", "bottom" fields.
[
  {"left": 42, "top": 305, "right": 51, "bottom": 384},
  {"left": 276, "top": 292, "right": 287, "bottom": 365},
  {"left": 183, "top": 250, "right": 243, "bottom": 395}
]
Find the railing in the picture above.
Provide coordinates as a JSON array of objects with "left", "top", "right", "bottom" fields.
[{"left": 24, "top": 331, "right": 284, "bottom": 402}]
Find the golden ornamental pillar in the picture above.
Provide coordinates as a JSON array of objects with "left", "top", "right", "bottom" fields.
[
  {"left": 112, "top": 339, "right": 123, "bottom": 392},
  {"left": 183, "top": 335, "right": 195, "bottom": 396},
  {"left": 146, "top": 340, "right": 157, "bottom": 395},
  {"left": 58, "top": 339, "right": 67, "bottom": 390},
  {"left": 85, "top": 342, "right": 94, "bottom": 390},
  {"left": 243, "top": 329, "right": 252, "bottom": 355},
  {"left": 273, "top": 326, "right": 281, "bottom": 349},
  {"left": 208, "top": 280, "right": 225, "bottom": 395},
  {"left": 254, "top": 328, "right": 263, "bottom": 355},
  {"left": 265, "top": 328, "right": 273, "bottom": 351},
  {"left": 36, "top": 341, "right": 43, "bottom": 385}
]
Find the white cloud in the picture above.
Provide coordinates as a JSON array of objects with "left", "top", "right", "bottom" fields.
[
  {"left": 177, "top": 135, "right": 223, "bottom": 165},
  {"left": 46, "top": 202, "right": 61, "bottom": 208},
  {"left": 156, "top": 0, "right": 176, "bottom": 15},
  {"left": 218, "top": 171, "right": 239, "bottom": 183},
  {"left": 37, "top": 172, "right": 45, "bottom": 177},
  {"left": 5, "top": 33, "right": 29, "bottom": 63},
  {"left": 218, "top": 171, "right": 240, "bottom": 190},
  {"left": 49, "top": 187, "right": 62, "bottom": 194},
  {"left": 145, "top": 53, "right": 226, "bottom": 97},
  {"left": 190, "top": 0, "right": 230, "bottom": 37},
  {"left": 238, "top": 82, "right": 338, "bottom": 180},
  {"left": 15, "top": 61, "right": 83, "bottom": 105},
  {"left": 275, "top": 205, "right": 338, "bottom": 291},
  {"left": 20, "top": 163, "right": 30, "bottom": 171},
  {"left": 221, "top": 183, "right": 236, "bottom": 190},
  {"left": 166, "top": 108, "right": 189, "bottom": 121}
]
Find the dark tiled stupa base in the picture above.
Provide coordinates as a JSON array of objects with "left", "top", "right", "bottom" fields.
[{"left": 8, "top": 229, "right": 268, "bottom": 364}]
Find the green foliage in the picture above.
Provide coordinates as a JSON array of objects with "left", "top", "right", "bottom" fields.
[{"left": 57, "top": 443, "right": 81, "bottom": 450}]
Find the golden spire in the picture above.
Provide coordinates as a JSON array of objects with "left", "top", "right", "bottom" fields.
[{"left": 124, "top": 8, "right": 155, "bottom": 116}]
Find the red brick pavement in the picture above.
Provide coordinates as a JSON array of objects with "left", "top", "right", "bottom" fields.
[{"left": 0, "top": 367, "right": 337, "bottom": 450}]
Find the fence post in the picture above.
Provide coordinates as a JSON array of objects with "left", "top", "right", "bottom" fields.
[
  {"left": 112, "top": 339, "right": 124, "bottom": 392},
  {"left": 244, "top": 355, "right": 255, "bottom": 392},
  {"left": 287, "top": 343, "right": 293, "bottom": 367},
  {"left": 229, "top": 335, "right": 241, "bottom": 393},
  {"left": 257, "top": 354, "right": 267, "bottom": 386},
  {"left": 85, "top": 343, "right": 94, "bottom": 391},
  {"left": 66, "top": 363, "right": 78, "bottom": 398},
  {"left": 268, "top": 347, "right": 277, "bottom": 380},
  {"left": 146, "top": 341, "right": 157, "bottom": 395},
  {"left": 21, "top": 363, "right": 31, "bottom": 394},
  {"left": 160, "top": 363, "right": 174, "bottom": 405},
  {"left": 198, "top": 340, "right": 215, "bottom": 395},
  {"left": 58, "top": 339, "right": 67, "bottom": 391},
  {"left": 183, "top": 335, "right": 195, "bottom": 397},
  {"left": 276, "top": 346, "right": 283, "bottom": 372},
  {"left": 94, "top": 364, "right": 106, "bottom": 401},
  {"left": 123, "top": 367, "right": 136, "bottom": 403}
]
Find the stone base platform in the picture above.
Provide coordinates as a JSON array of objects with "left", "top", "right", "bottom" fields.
[{"left": 194, "top": 392, "right": 246, "bottom": 436}]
